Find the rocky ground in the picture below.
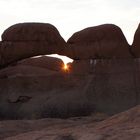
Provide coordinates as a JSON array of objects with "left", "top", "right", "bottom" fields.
[{"left": 0, "top": 105, "right": 139, "bottom": 140}]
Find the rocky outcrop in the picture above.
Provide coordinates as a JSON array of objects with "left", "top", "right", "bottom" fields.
[
  {"left": 0, "top": 23, "right": 66, "bottom": 68},
  {"left": 70, "top": 59, "right": 140, "bottom": 113},
  {"left": 0, "top": 57, "right": 140, "bottom": 119},
  {"left": 0, "top": 74, "right": 92, "bottom": 119},
  {"left": 0, "top": 42, "right": 2, "bottom": 64},
  {"left": 0, "top": 56, "right": 64, "bottom": 78},
  {"left": 0, "top": 23, "right": 140, "bottom": 120},
  {"left": 65, "top": 24, "right": 132, "bottom": 59},
  {"left": 18, "top": 56, "right": 64, "bottom": 71},
  {"left": 131, "top": 23, "right": 140, "bottom": 57},
  {"left": 0, "top": 55, "right": 93, "bottom": 119},
  {"left": 2, "top": 23, "right": 64, "bottom": 42},
  {"left": 1, "top": 105, "right": 140, "bottom": 140}
]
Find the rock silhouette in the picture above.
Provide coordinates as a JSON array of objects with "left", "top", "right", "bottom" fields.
[
  {"left": 19, "top": 56, "right": 64, "bottom": 71},
  {"left": 131, "top": 23, "right": 140, "bottom": 57},
  {"left": 2, "top": 23, "right": 64, "bottom": 42},
  {"left": 65, "top": 24, "right": 132, "bottom": 60},
  {"left": 0, "top": 22, "right": 140, "bottom": 120},
  {"left": 0, "top": 23, "right": 66, "bottom": 68},
  {"left": 0, "top": 22, "right": 140, "bottom": 140}
]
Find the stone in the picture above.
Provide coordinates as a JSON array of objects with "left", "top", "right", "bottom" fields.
[
  {"left": 2, "top": 23, "right": 64, "bottom": 42},
  {"left": 1, "top": 105, "right": 140, "bottom": 140},
  {"left": 0, "top": 58, "right": 140, "bottom": 119},
  {"left": 0, "top": 23, "right": 66, "bottom": 68},
  {"left": 69, "top": 58, "right": 140, "bottom": 114},
  {"left": 0, "top": 60, "right": 93, "bottom": 119},
  {"left": 131, "top": 23, "right": 140, "bottom": 57},
  {"left": 65, "top": 24, "right": 132, "bottom": 59},
  {"left": 19, "top": 56, "right": 64, "bottom": 71},
  {"left": 0, "top": 23, "right": 140, "bottom": 120},
  {"left": 0, "top": 41, "right": 2, "bottom": 64}
]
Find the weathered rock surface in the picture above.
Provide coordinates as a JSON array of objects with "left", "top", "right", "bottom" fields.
[
  {"left": 0, "top": 42, "right": 2, "bottom": 64},
  {"left": 70, "top": 59, "right": 140, "bottom": 113},
  {"left": 131, "top": 23, "right": 140, "bottom": 57},
  {"left": 18, "top": 56, "right": 64, "bottom": 71},
  {"left": 0, "top": 23, "right": 66, "bottom": 68},
  {"left": 2, "top": 23, "right": 64, "bottom": 42},
  {"left": 0, "top": 55, "right": 92, "bottom": 119},
  {"left": 0, "top": 56, "right": 64, "bottom": 78},
  {"left": 0, "top": 57, "right": 140, "bottom": 119},
  {"left": 0, "top": 23, "right": 140, "bottom": 138},
  {"left": 1, "top": 105, "right": 140, "bottom": 140},
  {"left": 65, "top": 24, "right": 132, "bottom": 59}
]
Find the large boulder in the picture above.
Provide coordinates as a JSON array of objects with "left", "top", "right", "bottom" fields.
[
  {"left": 131, "top": 23, "right": 140, "bottom": 57},
  {"left": 0, "top": 56, "right": 64, "bottom": 78},
  {"left": 0, "top": 57, "right": 140, "bottom": 119},
  {"left": 68, "top": 58, "right": 140, "bottom": 115},
  {"left": 65, "top": 24, "right": 132, "bottom": 59},
  {"left": 18, "top": 56, "right": 64, "bottom": 71},
  {"left": 0, "top": 57, "right": 93, "bottom": 119},
  {"left": 2, "top": 23, "right": 64, "bottom": 42},
  {"left": 0, "top": 23, "right": 66, "bottom": 68},
  {"left": 0, "top": 41, "right": 2, "bottom": 63}
]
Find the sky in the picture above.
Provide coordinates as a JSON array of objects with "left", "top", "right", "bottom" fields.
[{"left": 0, "top": 0, "right": 140, "bottom": 63}]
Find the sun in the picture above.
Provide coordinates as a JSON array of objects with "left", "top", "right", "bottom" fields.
[{"left": 63, "top": 64, "right": 69, "bottom": 71}]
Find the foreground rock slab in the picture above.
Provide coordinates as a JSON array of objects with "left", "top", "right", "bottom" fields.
[{"left": 1, "top": 105, "right": 140, "bottom": 140}]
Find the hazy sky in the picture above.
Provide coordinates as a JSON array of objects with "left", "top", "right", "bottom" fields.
[
  {"left": 0, "top": 0, "right": 140, "bottom": 62},
  {"left": 0, "top": 0, "right": 140, "bottom": 43}
]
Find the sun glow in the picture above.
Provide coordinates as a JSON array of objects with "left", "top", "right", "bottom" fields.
[{"left": 63, "top": 64, "right": 69, "bottom": 72}]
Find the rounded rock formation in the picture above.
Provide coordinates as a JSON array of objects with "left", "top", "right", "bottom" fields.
[
  {"left": 2, "top": 23, "right": 64, "bottom": 42},
  {"left": 0, "top": 23, "right": 66, "bottom": 68},
  {"left": 131, "top": 23, "right": 140, "bottom": 57},
  {"left": 19, "top": 55, "right": 64, "bottom": 71},
  {"left": 65, "top": 24, "right": 132, "bottom": 59}
]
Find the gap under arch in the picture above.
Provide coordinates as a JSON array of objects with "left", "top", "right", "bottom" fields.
[{"left": 46, "top": 54, "right": 73, "bottom": 65}]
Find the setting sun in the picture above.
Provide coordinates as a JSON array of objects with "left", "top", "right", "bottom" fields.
[{"left": 63, "top": 64, "right": 69, "bottom": 71}]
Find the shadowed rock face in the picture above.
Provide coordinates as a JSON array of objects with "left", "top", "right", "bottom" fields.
[
  {"left": 0, "top": 23, "right": 140, "bottom": 120},
  {"left": 2, "top": 23, "right": 64, "bottom": 42},
  {"left": 0, "top": 56, "right": 93, "bottom": 119},
  {"left": 0, "top": 23, "right": 66, "bottom": 68},
  {"left": 0, "top": 57, "right": 140, "bottom": 119},
  {"left": 0, "top": 42, "right": 2, "bottom": 63},
  {"left": 0, "top": 56, "right": 64, "bottom": 78},
  {"left": 18, "top": 56, "right": 64, "bottom": 71},
  {"left": 132, "top": 23, "right": 140, "bottom": 57},
  {"left": 68, "top": 59, "right": 140, "bottom": 114},
  {"left": 65, "top": 24, "right": 132, "bottom": 59}
]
